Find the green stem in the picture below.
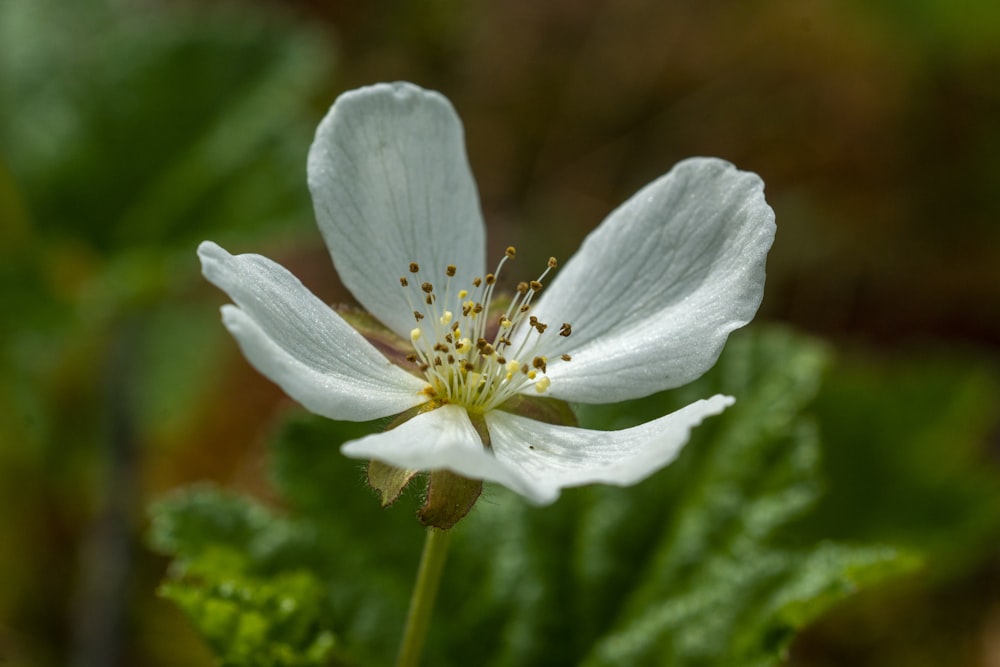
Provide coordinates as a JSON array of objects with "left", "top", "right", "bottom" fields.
[{"left": 396, "top": 527, "right": 451, "bottom": 667}]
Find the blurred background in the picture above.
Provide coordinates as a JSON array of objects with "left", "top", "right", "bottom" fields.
[{"left": 1, "top": 0, "right": 998, "bottom": 665}]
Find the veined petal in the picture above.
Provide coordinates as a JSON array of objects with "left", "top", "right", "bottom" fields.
[
  {"left": 485, "top": 395, "right": 733, "bottom": 504},
  {"left": 529, "top": 158, "right": 775, "bottom": 404},
  {"left": 308, "top": 82, "right": 486, "bottom": 339},
  {"left": 341, "top": 405, "right": 535, "bottom": 497},
  {"left": 198, "top": 241, "right": 429, "bottom": 421}
]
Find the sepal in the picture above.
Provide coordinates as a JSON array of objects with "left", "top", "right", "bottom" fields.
[
  {"left": 367, "top": 459, "right": 418, "bottom": 507},
  {"left": 499, "top": 394, "right": 578, "bottom": 427},
  {"left": 417, "top": 470, "right": 483, "bottom": 530}
]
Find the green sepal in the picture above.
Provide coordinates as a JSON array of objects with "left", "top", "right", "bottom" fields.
[
  {"left": 365, "top": 402, "right": 446, "bottom": 508},
  {"left": 336, "top": 305, "right": 422, "bottom": 377},
  {"left": 498, "top": 394, "right": 578, "bottom": 427},
  {"left": 418, "top": 469, "right": 483, "bottom": 530},
  {"left": 368, "top": 459, "right": 418, "bottom": 507}
]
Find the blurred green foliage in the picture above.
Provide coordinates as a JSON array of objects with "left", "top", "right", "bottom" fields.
[
  {"left": 807, "top": 352, "right": 1000, "bottom": 571},
  {"left": 0, "top": 0, "right": 333, "bottom": 664},
  {"left": 853, "top": 0, "right": 1000, "bottom": 56},
  {"left": 0, "top": 0, "right": 328, "bottom": 255},
  {"left": 152, "top": 494, "right": 336, "bottom": 667}
]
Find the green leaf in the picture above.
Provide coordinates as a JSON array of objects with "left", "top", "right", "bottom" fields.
[
  {"left": 160, "top": 553, "right": 336, "bottom": 667},
  {"left": 149, "top": 487, "right": 339, "bottom": 667}
]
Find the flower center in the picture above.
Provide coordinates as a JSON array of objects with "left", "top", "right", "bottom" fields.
[{"left": 398, "top": 246, "right": 572, "bottom": 413}]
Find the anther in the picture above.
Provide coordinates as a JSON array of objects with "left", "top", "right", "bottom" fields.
[
  {"left": 547, "top": 257, "right": 557, "bottom": 268},
  {"left": 421, "top": 282, "right": 433, "bottom": 293},
  {"left": 529, "top": 280, "right": 543, "bottom": 292},
  {"left": 405, "top": 354, "right": 417, "bottom": 363},
  {"left": 534, "top": 377, "right": 551, "bottom": 393},
  {"left": 419, "top": 362, "right": 430, "bottom": 372},
  {"left": 410, "top": 328, "right": 421, "bottom": 341},
  {"left": 440, "top": 311, "right": 453, "bottom": 325},
  {"left": 485, "top": 273, "right": 496, "bottom": 285},
  {"left": 559, "top": 323, "right": 572, "bottom": 337},
  {"left": 506, "top": 246, "right": 516, "bottom": 259},
  {"left": 409, "top": 262, "right": 419, "bottom": 273},
  {"left": 516, "top": 282, "right": 529, "bottom": 294},
  {"left": 473, "top": 277, "right": 482, "bottom": 287},
  {"left": 399, "top": 277, "right": 409, "bottom": 287},
  {"left": 532, "top": 356, "right": 548, "bottom": 373},
  {"left": 425, "top": 295, "right": 434, "bottom": 305},
  {"left": 530, "top": 318, "right": 547, "bottom": 333},
  {"left": 446, "top": 264, "right": 456, "bottom": 277},
  {"left": 413, "top": 310, "right": 424, "bottom": 321},
  {"left": 458, "top": 289, "right": 468, "bottom": 299},
  {"left": 561, "top": 354, "right": 572, "bottom": 361}
]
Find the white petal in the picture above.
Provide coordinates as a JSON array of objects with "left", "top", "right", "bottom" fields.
[
  {"left": 485, "top": 395, "right": 734, "bottom": 504},
  {"left": 341, "top": 404, "right": 535, "bottom": 497},
  {"left": 198, "top": 241, "right": 429, "bottom": 421},
  {"left": 343, "top": 397, "right": 731, "bottom": 506},
  {"left": 528, "top": 158, "right": 775, "bottom": 403},
  {"left": 308, "top": 82, "right": 486, "bottom": 339}
]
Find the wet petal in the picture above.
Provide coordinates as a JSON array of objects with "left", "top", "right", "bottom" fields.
[
  {"left": 530, "top": 158, "right": 774, "bottom": 403},
  {"left": 308, "top": 82, "right": 486, "bottom": 339},
  {"left": 199, "top": 241, "right": 429, "bottom": 421}
]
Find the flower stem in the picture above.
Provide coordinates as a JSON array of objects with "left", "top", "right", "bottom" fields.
[{"left": 396, "top": 527, "right": 451, "bottom": 667}]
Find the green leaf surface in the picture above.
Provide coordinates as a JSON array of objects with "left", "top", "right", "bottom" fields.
[{"left": 150, "top": 488, "right": 340, "bottom": 667}]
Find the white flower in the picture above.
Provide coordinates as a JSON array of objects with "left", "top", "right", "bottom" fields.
[{"left": 198, "top": 82, "right": 775, "bottom": 506}]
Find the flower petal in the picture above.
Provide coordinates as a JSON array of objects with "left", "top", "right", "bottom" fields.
[
  {"left": 198, "top": 241, "right": 429, "bottom": 421},
  {"left": 308, "top": 82, "right": 486, "bottom": 339},
  {"left": 341, "top": 404, "right": 534, "bottom": 496},
  {"left": 528, "top": 158, "right": 775, "bottom": 403},
  {"left": 485, "top": 395, "right": 733, "bottom": 504},
  {"left": 343, "top": 396, "right": 731, "bottom": 506}
]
